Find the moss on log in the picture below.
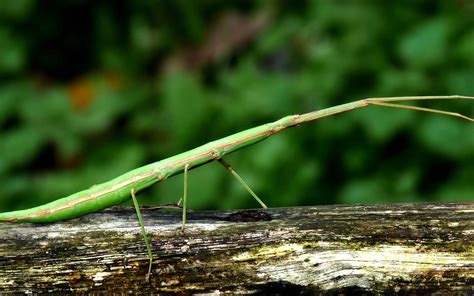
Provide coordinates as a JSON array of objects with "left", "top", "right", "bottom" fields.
[{"left": 0, "top": 202, "right": 473, "bottom": 294}]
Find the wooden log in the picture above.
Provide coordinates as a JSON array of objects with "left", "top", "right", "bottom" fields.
[{"left": 0, "top": 202, "right": 472, "bottom": 294}]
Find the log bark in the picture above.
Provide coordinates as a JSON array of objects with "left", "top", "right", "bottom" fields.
[{"left": 0, "top": 202, "right": 472, "bottom": 294}]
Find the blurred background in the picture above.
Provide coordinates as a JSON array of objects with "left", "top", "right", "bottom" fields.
[{"left": 0, "top": 1, "right": 473, "bottom": 213}]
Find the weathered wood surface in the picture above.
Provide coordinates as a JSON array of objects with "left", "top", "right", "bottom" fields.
[{"left": 0, "top": 202, "right": 472, "bottom": 294}]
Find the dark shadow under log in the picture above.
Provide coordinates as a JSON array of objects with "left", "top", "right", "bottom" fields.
[{"left": 0, "top": 202, "right": 473, "bottom": 294}]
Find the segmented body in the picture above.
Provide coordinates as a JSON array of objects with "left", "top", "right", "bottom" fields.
[{"left": 1, "top": 96, "right": 471, "bottom": 223}]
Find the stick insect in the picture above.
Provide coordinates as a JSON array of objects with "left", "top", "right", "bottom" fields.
[{"left": 1, "top": 95, "right": 472, "bottom": 281}]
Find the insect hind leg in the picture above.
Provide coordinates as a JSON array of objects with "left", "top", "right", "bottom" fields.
[{"left": 217, "top": 158, "right": 268, "bottom": 209}]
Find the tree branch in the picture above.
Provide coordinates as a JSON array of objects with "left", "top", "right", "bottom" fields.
[{"left": 0, "top": 202, "right": 472, "bottom": 294}]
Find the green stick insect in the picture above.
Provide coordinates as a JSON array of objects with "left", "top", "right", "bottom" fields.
[{"left": 1, "top": 96, "right": 473, "bottom": 281}]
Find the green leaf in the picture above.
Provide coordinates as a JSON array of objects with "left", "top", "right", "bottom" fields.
[
  {"left": 0, "top": 127, "right": 45, "bottom": 173},
  {"left": 161, "top": 72, "right": 212, "bottom": 149},
  {"left": 0, "top": 0, "right": 34, "bottom": 20},
  {"left": 398, "top": 18, "right": 450, "bottom": 68},
  {"left": 0, "top": 27, "right": 26, "bottom": 74},
  {"left": 417, "top": 116, "right": 474, "bottom": 158}
]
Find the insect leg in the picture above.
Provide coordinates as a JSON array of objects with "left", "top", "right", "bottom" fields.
[
  {"left": 131, "top": 189, "right": 153, "bottom": 282},
  {"left": 217, "top": 158, "right": 268, "bottom": 208},
  {"left": 182, "top": 164, "right": 190, "bottom": 231}
]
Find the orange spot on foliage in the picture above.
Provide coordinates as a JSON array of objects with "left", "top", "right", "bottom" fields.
[
  {"left": 103, "top": 71, "right": 123, "bottom": 89},
  {"left": 68, "top": 78, "right": 95, "bottom": 111}
]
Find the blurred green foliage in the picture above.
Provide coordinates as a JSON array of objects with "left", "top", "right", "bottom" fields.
[{"left": 0, "top": 1, "right": 473, "bottom": 212}]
